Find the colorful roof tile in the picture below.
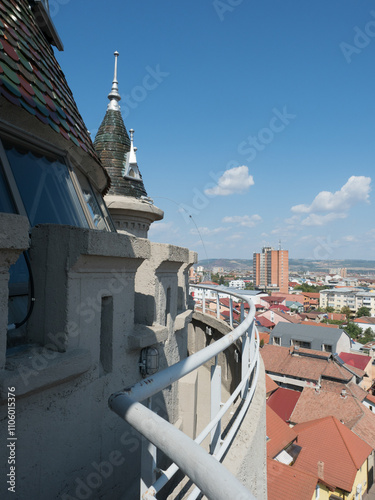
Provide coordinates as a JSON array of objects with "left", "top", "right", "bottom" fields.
[
  {"left": 0, "top": 0, "right": 104, "bottom": 173},
  {"left": 94, "top": 53, "right": 148, "bottom": 199}
]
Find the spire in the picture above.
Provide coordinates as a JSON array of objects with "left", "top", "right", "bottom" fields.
[
  {"left": 123, "top": 129, "right": 141, "bottom": 179},
  {"left": 128, "top": 128, "right": 137, "bottom": 165},
  {"left": 107, "top": 51, "right": 121, "bottom": 111}
]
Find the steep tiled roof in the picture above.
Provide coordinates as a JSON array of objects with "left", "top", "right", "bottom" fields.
[
  {"left": 267, "top": 387, "right": 301, "bottom": 422},
  {"left": 291, "top": 381, "right": 375, "bottom": 450},
  {"left": 265, "top": 373, "right": 278, "bottom": 396},
  {"left": 0, "top": 0, "right": 100, "bottom": 162},
  {"left": 94, "top": 109, "right": 147, "bottom": 198},
  {"left": 267, "top": 459, "right": 317, "bottom": 500},
  {"left": 259, "top": 332, "right": 270, "bottom": 345},
  {"left": 263, "top": 296, "right": 286, "bottom": 304},
  {"left": 364, "top": 393, "right": 375, "bottom": 405},
  {"left": 266, "top": 405, "right": 297, "bottom": 459},
  {"left": 294, "top": 416, "right": 372, "bottom": 492},
  {"left": 355, "top": 317, "right": 375, "bottom": 325},
  {"left": 338, "top": 352, "right": 372, "bottom": 371},
  {"left": 261, "top": 345, "right": 354, "bottom": 384},
  {"left": 290, "top": 386, "right": 364, "bottom": 428},
  {"left": 272, "top": 310, "right": 302, "bottom": 324},
  {"left": 302, "top": 292, "right": 320, "bottom": 299},
  {"left": 256, "top": 316, "right": 275, "bottom": 329},
  {"left": 303, "top": 321, "right": 338, "bottom": 328}
]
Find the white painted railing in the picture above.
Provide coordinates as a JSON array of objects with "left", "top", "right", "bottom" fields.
[{"left": 109, "top": 285, "right": 260, "bottom": 500}]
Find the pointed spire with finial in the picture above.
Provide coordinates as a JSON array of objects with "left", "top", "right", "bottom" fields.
[
  {"left": 123, "top": 128, "right": 141, "bottom": 179},
  {"left": 107, "top": 51, "right": 121, "bottom": 111}
]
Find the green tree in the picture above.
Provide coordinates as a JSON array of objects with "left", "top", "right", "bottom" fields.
[
  {"left": 344, "top": 322, "right": 363, "bottom": 339},
  {"left": 356, "top": 306, "right": 371, "bottom": 318},
  {"left": 357, "top": 327, "right": 375, "bottom": 345},
  {"left": 341, "top": 306, "right": 352, "bottom": 322},
  {"left": 245, "top": 282, "right": 254, "bottom": 290}
]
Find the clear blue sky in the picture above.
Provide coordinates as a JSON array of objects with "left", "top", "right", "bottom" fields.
[{"left": 53, "top": 0, "right": 374, "bottom": 261}]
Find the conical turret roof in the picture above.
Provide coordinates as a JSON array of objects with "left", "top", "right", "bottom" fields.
[{"left": 94, "top": 52, "right": 148, "bottom": 198}]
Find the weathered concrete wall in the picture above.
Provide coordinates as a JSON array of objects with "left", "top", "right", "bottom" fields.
[{"left": 0, "top": 224, "right": 196, "bottom": 500}]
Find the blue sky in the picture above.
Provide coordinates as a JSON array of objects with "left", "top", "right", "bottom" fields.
[{"left": 53, "top": 0, "right": 374, "bottom": 261}]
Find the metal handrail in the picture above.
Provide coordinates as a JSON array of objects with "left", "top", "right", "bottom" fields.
[{"left": 109, "top": 284, "right": 259, "bottom": 500}]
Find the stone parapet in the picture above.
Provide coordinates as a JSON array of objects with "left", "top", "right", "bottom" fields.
[{"left": 0, "top": 213, "right": 29, "bottom": 369}]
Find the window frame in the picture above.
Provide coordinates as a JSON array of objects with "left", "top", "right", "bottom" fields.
[{"left": 0, "top": 121, "right": 114, "bottom": 232}]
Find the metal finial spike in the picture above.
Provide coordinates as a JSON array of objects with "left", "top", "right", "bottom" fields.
[
  {"left": 107, "top": 51, "right": 121, "bottom": 110},
  {"left": 129, "top": 128, "right": 134, "bottom": 144}
]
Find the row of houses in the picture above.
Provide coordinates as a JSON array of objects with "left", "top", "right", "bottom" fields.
[{"left": 261, "top": 320, "right": 375, "bottom": 499}]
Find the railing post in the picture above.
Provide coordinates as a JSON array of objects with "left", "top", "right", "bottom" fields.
[
  {"left": 210, "top": 355, "right": 221, "bottom": 456},
  {"left": 229, "top": 297, "right": 233, "bottom": 327},
  {"left": 216, "top": 293, "right": 220, "bottom": 320},
  {"left": 140, "top": 398, "right": 157, "bottom": 498},
  {"left": 241, "top": 321, "right": 252, "bottom": 400},
  {"left": 240, "top": 301, "right": 244, "bottom": 322}
]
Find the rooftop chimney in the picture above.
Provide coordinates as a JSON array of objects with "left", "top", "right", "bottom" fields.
[{"left": 317, "top": 460, "right": 324, "bottom": 480}]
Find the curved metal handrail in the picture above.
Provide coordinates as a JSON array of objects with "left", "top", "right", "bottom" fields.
[{"left": 109, "top": 284, "right": 260, "bottom": 500}]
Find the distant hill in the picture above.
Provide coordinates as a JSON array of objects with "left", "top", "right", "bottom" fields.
[
  {"left": 196, "top": 258, "right": 375, "bottom": 273},
  {"left": 197, "top": 259, "right": 252, "bottom": 271}
]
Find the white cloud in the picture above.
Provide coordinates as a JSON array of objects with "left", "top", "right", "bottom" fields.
[
  {"left": 291, "top": 176, "right": 371, "bottom": 214},
  {"left": 284, "top": 215, "right": 301, "bottom": 225},
  {"left": 222, "top": 214, "right": 262, "bottom": 228},
  {"left": 190, "top": 226, "right": 228, "bottom": 236},
  {"left": 204, "top": 166, "right": 254, "bottom": 196},
  {"left": 300, "top": 212, "right": 347, "bottom": 226},
  {"left": 225, "top": 233, "right": 244, "bottom": 241},
  {"left": 148, "top": 221, "right": 177, "bottom": 236},
  {"left": 342, "top": 235, "right": 357, "bottom": 242}
]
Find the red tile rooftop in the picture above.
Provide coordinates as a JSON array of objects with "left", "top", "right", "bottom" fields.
[
  {"left": 265, "top": 374, "right": 279, "bottom": 396},
  {"left": 294, "top": 416, "right": 372, "bottom": 493},
  {"left": 261, "top": 345, "right": 354, "bottom": 385},
  {"left": 267, "top": 458, "right": 317, "bottom": 500},
  {"left": 338, "top": 352, "right": 372, "bottom": 371},
  {"left": 266, "top": 405, "right": 297, "bottom": 459},
  {"left": 267, "top": 387, "right": 301, "bottom": 422},
  {"left": 303, "top": 321, "right": 338, "bottom": 328},
  {"left": 354, "top": 317, "right": 375, "bottom": 325}
]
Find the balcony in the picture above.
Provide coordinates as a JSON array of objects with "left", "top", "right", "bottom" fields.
[
  {"left": 0, "top": 216, "right": 266, "bottom": 499},
  {"left": 109, "top": 284, "right": 266, "bottom": 499}
]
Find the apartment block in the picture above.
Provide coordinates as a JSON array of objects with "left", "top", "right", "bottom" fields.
[
  {"left": 320, "top": 288, "right": 375, "bottom": 315},
  {"left": 253, "top": 247, "right": 289, "bottom": 294}
]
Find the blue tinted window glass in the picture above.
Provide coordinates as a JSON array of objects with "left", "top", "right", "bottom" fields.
[
  {"left": 0, "top": 164, "right": 15, "bottom": 213},
  {"left": 5, "top": 145, "right": 88, "bottom": 228}
]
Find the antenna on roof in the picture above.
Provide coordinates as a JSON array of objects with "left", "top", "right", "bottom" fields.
[
  {"left": 279, "top": 239, "right": 282, "bottom": 250},
  {"left": 108, "top": 51, "right": 121, "bottom": 111}
]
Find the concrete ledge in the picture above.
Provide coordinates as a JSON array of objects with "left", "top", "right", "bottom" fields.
[
  {"left": 0, "top": 213, "right": 29, "bottom": 253},
  {"left": 127, "top": 324, "right": 169, "bottom": 350},
  {"left": 175, "top": 309, "right": 193, "bottom": 332},
  {"left": 192, "top": 311, "right": 232, "bottom": 336},
  {"left": 0, "top": 348, "right": 91, "bottom": 401},
  {"left": 31, "top": 224, "right": 150, "bottom": 269}
]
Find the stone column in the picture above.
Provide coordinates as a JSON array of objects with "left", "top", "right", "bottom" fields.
[{"left": 0, "top": 213, "right": 29, "bottom": 369}]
